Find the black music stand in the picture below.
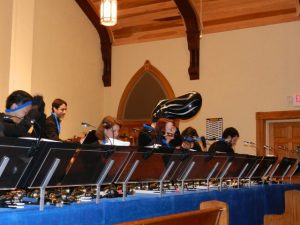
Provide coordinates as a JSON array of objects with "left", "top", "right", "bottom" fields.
[
  {"left": 222, "top": 154, "right": 259, "bottom": 188},
  {"left": 27, "top": 144, "right": 132, "bottom": 209},
  {"left": 60, "top": 148, "right": 131, "bottom": 203},
  {"left": 81, "top": 130, "right": 98, "bottom": 144},
  {"left": 160, "top": 150, "right": 193, "bottom": 183},
  {"left": 269, "top": 157, "right": 297, "bottom": 182},
  {"left": 246, "top": 156, "right": 277, "bottom": 185},
  {"left": 289, "top": 161, "right": 300, "bottom": 182},
  {"left": 27, "top": 147, "right": 77, "bottom": 210},
  {"left": 115, "top": 151, "right": 176, "bottom": 198},
  {"left": 0, "top": 145, "right": 33, "bottom": 189},
  {"left": 17, "top": 140, "right": 80, "bottom": 188},
  {"left": 176, "top": 153, "right": 229, "bottom": 191}
]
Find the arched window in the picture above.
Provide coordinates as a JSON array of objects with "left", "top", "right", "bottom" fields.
[{"left": 117, "top": 60, "right": 175, "bottom": 144}]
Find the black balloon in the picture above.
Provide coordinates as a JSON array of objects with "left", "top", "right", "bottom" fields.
[{"left": 152, "top": 91, "right": 202, "bottom": 121}]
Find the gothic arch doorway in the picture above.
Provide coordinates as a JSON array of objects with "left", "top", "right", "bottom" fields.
[{"left": 117, "top": 60, "right": 175, "bottom": 144}]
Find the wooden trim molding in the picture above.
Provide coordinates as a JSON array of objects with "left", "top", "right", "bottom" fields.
[
  {"left": 117, "top": 60, "right": 175, "bottom": 119},
  {"left": 256, "top": 110, "right": 300, "bottom": 156},
  {"left": 75, "top": 0, "right": 112, "bottom": 86},
  {"left": 174, "top": 0, "right": 200, "bottom": 80}
]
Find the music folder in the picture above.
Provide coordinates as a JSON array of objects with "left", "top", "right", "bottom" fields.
[
  {"left": 177, "top": 153, "right": 229, "bottom": 181},
  {"left": 0, "top": 144, "right": 33, "bottom": 189},
  {"left": 271, "top": 157, "right": 296, "bottom": 178},
  {"left": 81, "top": 130, "right": 98, "bottom": 144},
  {"left": 115, "top": 151, "right": 175, "bottom": 183}
]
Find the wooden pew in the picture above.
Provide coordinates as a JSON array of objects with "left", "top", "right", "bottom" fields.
[
  {"left": 264, "top": 189, "right": 300, "bottom": 225},
  {"left": 200, "top": 200, "right": 229, "bottom": 225},
  {"left": 115, "top": 200, "right": 228, "bottom": 225}
]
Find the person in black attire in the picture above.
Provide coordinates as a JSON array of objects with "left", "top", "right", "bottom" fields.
[
  {"left": 0, "top": 90, "right": 44, "bottom": 137},
  {"left": 45, "top": 98, "right": 67, "bottom": 141},
  {"left": 208, "top": 127, "right": 239, "bottom": 154},
  {"left": 31, "top": 95, "right": 47, "bottom": 138},
  {"left": 137, "top": 122, "right": 156, "bottom": 147},
  {"left": 138, "top": 118, "right": 181, "bottom": 149},
  {"left": 181, "top": 127, "right": 202, "bottom": 152}
]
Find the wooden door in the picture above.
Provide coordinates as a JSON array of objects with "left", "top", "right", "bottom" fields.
[{"left": 269, "top": 122, "right": 300, "bottom": 159}]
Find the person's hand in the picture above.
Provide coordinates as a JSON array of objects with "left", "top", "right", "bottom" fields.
[
  {"left": 66, "top": 135, "right": 82, "bottom": 143},
  {"left": 181, "top": 141, "right": 194, "bottom": 150}
]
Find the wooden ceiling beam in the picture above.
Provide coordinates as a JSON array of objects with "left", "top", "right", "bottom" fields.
[
  {"left": 174, "top": 0, "right": 200, "bottom": 80},
  {"left": 75, "top": 0, "right": 299, "bottom": 84},
  {"left": 75, "top": 0, "right": 112, "bottom": 87}
]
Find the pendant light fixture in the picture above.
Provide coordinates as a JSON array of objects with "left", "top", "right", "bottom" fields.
[{"left": 100, "top": 0, "right": 117, "bottom": 26}]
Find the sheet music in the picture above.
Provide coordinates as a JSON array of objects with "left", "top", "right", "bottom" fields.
[
  {"left": 144, "top": 144, "right": 162, "bottom": 149},
  {"left": 105, "top": 138, "right": 130, "bottom": 146}
]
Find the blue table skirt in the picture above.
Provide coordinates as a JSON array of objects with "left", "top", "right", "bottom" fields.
[{"left": 0, "top": 184, "right": 299, "bottom": 225}]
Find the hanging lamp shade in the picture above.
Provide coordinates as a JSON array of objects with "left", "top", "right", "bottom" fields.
[{"left": 100, "top": 0, "right": 117, "bottom": 26}]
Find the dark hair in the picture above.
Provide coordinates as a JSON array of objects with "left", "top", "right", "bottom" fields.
[
  {"left": 96, "top": 116, "right": 122, "bottom": 141},
  {"left": 155, "top": 118, "right": 175, "bottom": 135},
  {"left": 6, "top": 90, "right": 33, "bottom": 109},
  {"left": 32, "top": 95, "right": 45, "bottom": 113},
  {"left": 181, "top": 127, "right": 199, "bottom": 138},
  {"left": 51, "top": 98, "right": 67, "bottom": 112},
  {"left": 222, "top": 127, "right": 239, "bottom": 139}
]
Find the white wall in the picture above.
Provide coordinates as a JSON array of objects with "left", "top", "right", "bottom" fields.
[{"left": 108, "top": 21, "right": 300, "bottom": 154}]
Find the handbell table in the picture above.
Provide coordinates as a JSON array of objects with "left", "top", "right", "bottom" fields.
[{"left": 0, "top": 184, "right": 299, "bottom": 225}]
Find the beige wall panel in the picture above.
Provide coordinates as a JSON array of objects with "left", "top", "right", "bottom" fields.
[
  {"left": 31, "top": 0, "right": 104, "bottom": 139},
  {"left": 9, "top": 0, "right": 35, "bottom": 92},
  {"left": 0, "top": 0, "right": 13, "bottom": 111},
  {"left": 109, "top": 21, "right": 300, "bottom": 154}
]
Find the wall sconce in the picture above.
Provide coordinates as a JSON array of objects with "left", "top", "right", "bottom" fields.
[{"left": 100, "top": 0, "right": 117, "bottom": 26}]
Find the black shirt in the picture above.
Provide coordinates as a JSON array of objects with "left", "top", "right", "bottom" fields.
[
  {"left": 208, "top": 140, "right": 234, "bottom": 154},
  {"left": 137, "top": 124, "right": 181, "bottom": 149},
  {"left": 44, "top": 114, "right": 61, "bottom": 141},
  {"left": 181, "top": 140, "right": 202, "bottom": 152},
  {"left": 0, "top": 110, "right": 40, "bottom": 138}
]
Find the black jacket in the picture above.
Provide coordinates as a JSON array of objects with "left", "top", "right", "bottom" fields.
[
  {"left": 138, "top": 125, "right": 181, "bottom": 149},
  {"left": 44, "top": 114, "right": 61, "bottom": 141},
  {"left": 208, "top": 140, "right": 234, "bottom": 154},
  {"left": 0, "top": 109, "right": 40, "bottom": 138}
]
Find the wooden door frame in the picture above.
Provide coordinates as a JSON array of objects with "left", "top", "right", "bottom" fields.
[{"left": 256, "top": 110, "right": 300, "bottom": 156}]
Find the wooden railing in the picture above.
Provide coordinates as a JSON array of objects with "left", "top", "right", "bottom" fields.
[{"left": 115, "top": 200, "right": 228, "bottom": 225}]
